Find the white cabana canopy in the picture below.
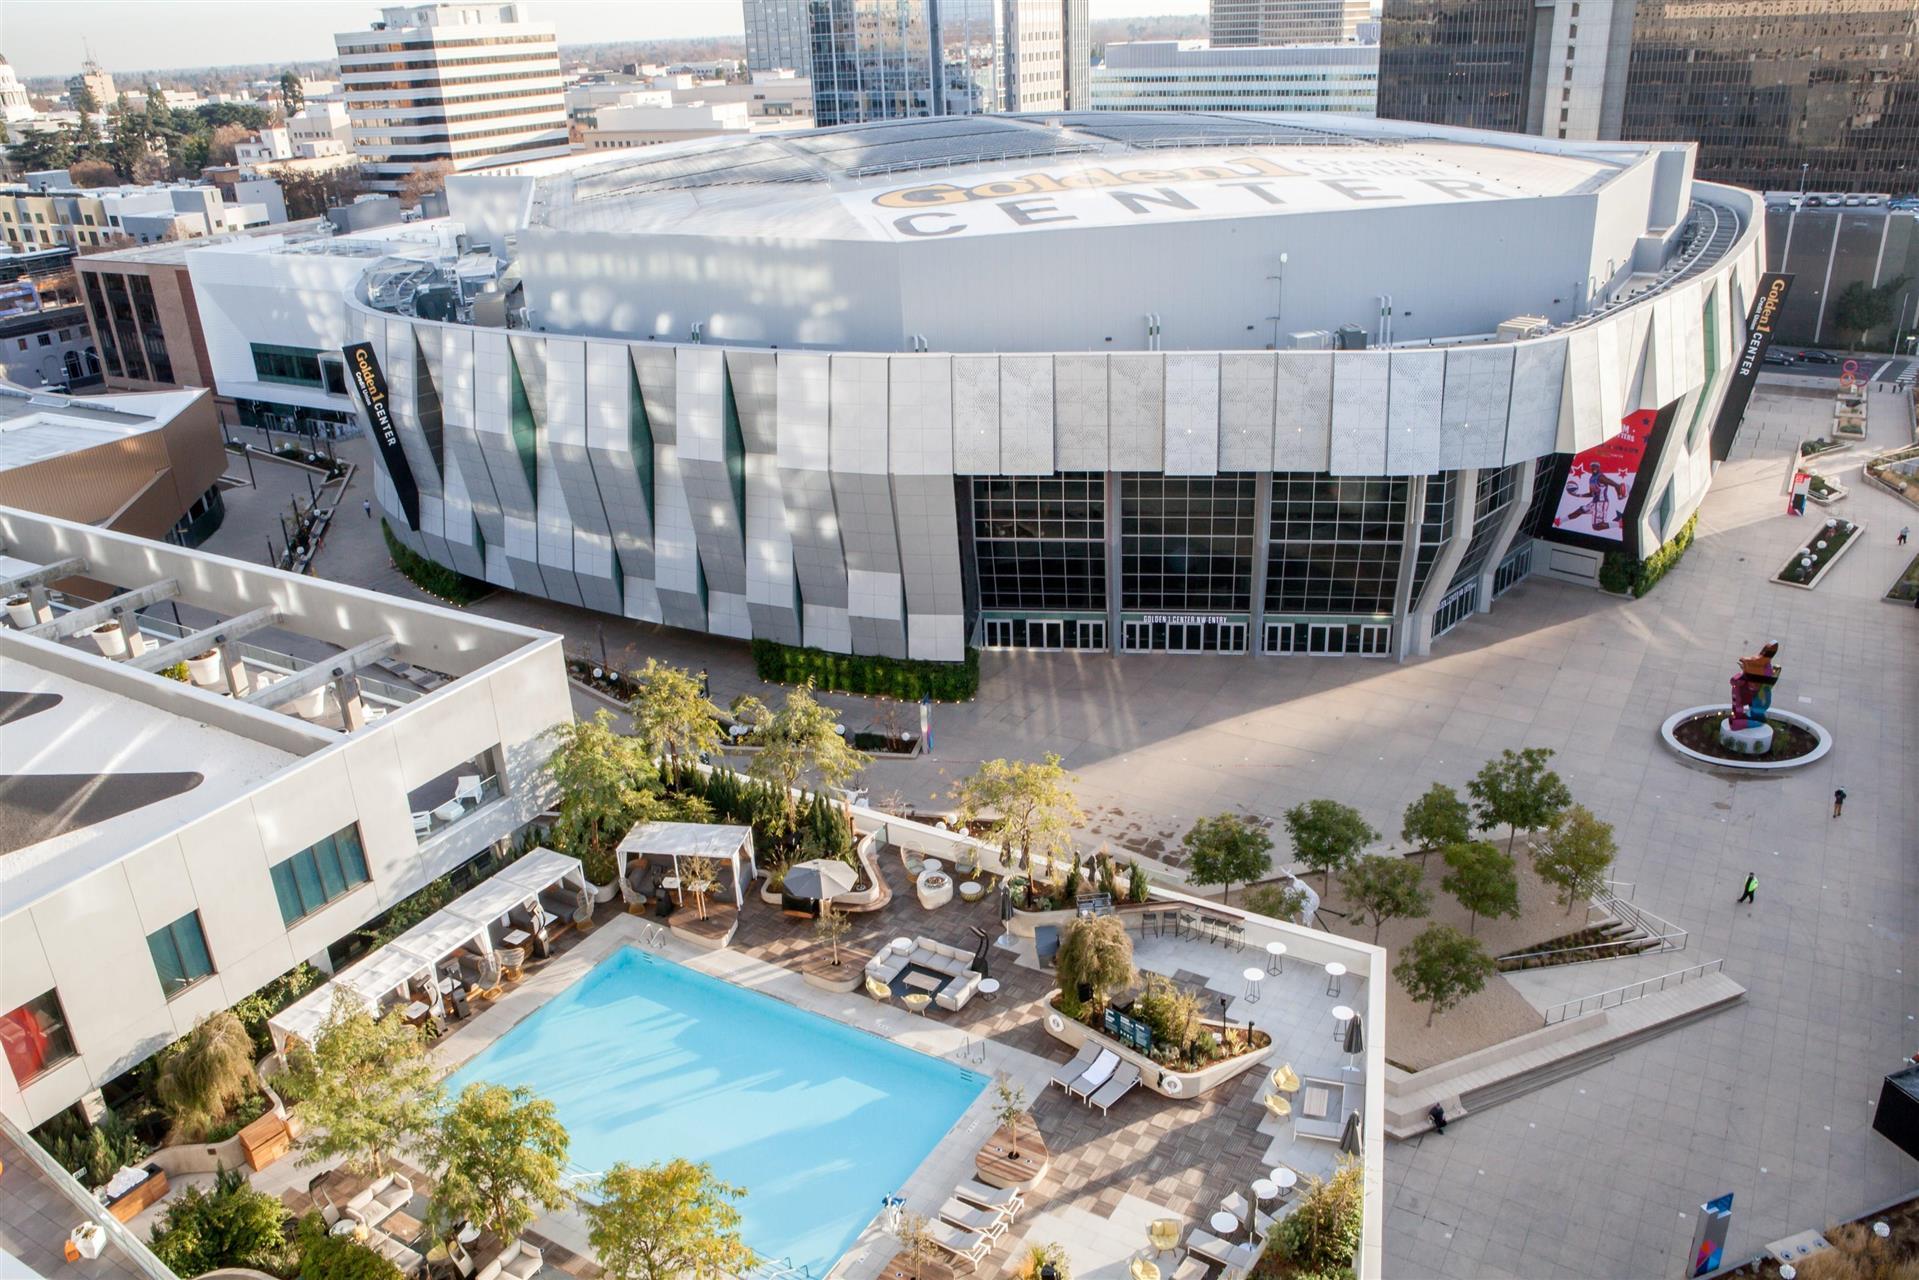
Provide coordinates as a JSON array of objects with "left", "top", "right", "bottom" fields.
[
  {"left": 336, "top": 945, "right": 432, "bottom": 1004},
  {"left": 268, "top": 980, "right": 377, "bottom": 1056},
  {"left": 616, "top": 822, "right": 757, "bottom": 908},
  {"left": 388, "top": 910, "right": 491, "bottom": 973},
  {"left": 497, "top": 846, "right": 593, "bottom": 897}
]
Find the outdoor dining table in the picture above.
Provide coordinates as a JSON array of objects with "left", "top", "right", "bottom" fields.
[
  {"left": 502, "top": 929, "right": 530, "bottom": 947},
  {"left": 659, "top": 874, "right": 683, "bottom": 903}
]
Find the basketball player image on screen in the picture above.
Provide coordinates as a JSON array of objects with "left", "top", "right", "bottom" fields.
[{"left": 1562, "top": 460, "right": 1630, "bottom": 532}]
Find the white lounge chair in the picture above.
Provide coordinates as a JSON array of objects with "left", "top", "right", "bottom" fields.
[
  {"left": 1088, "top": 1061, "right": 1141, "bottom": 1114},
  {"left": 952, "top": 1179, "right": 1024, "bottom": 1217},
  {"left": 474, "top": 1239, "right": 541, "bottom": 1280},
  {"left": 1048, "top": 1042, "right": 1102, "bottom": 1092},
  {"left": 344, "top": 1172, "right": 413, "bottom": 1230},
  {"left": 1068, "top": 1048, "right": 1120, "bottom": 1100},
  {"left": 1186, "top": 1229, "right": 1236, "bottom": 1268},
  {"left": 938, "top": 1197, "right": 1009, "bottom": 1238},
  {"left": 924, "top": 1219, "right": 992, "bottom": 1272}
]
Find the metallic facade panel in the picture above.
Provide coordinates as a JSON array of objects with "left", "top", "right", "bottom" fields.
[
  {"left": 1386, "top": 348, "right": 1445, "bottom": 476},
  {"left": 1504, "top": 339, "right": 1565, "bottom": 462},
  {"left": 633, "top": 344, "right": 705, "bottom": 629},
  {"left": 830, "top": 355, "right": 906, "bottom": 657},
  {"left": 892, "top": 472, "right": 965, "bottom": 660},
  {"left": 473, "top": 330, "right": 547, "bottom": 594},
  {"left": 584, "top": 341, "right": 661, "bottom": 622},
  {"left": 728, "top": 349, "right": 801, "bottom": 645},
  {"left": 951, "top": 354, "right": 1000, "bottom": 473},
  {"left": 1439, "top": 345, "right": 1513, "bottom": 469},
  {"left": 543, "top": 337, "right": 621, "bottom": 612},
  {"left": 998, "top": 355, "right": 1055, "bottom": 476},
  {"left": 1053, "top": 353, "right": 1109, "bottom": 470},
  {"left": 1108, "top": 354, "right": 1164, "bottom": 469},
  {"left": 1218, "top": 352, "right": 1276, "bottom": 471},
  {"left": 1328, "top": 350, "right": 1390, "bottom": 475},
  {"left": 1563, "top": 326, "right": 1604, "bottom": 452},
  {"left": 1272, "top": 351, "right": 1333, "bottom": 470},
  {"left": 888, "top": 355, "right": 954, "bottom": 478},
  {"left": 674, "top": 346, "right": 749, "bottom": 601},
  {"left": 775, "top": 351, "right": 849, "bottom": 650},
  {"left": 1163, "top": 352, "right": 1220, "bottom": 476}
]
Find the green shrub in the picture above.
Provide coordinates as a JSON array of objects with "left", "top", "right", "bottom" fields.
[
  {"left": 149, "top": 1166, "right": 288, "bottom": 1277},
  {"left": 750, "top": 638, "right": 978, "bottom": 702},
  {"left": 1598, "top": 512, "right": 1698, "bottom": 598},
  {"left": 33, "top": 1107, "right": 149, "bottom": 1188},
  {"left": 295, "top": 1213, "right": 402, "bottom": 1280},
  {"left": 1276, "top": 1159, "right": 1364, "bottom": 1276},
  {"left": 381, "top": 519, "right": 487, "bottom": 605}
]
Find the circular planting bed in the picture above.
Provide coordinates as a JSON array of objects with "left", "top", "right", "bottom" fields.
[{"left": 1660, "top": 706, "right": 1832, "bottom": 772}]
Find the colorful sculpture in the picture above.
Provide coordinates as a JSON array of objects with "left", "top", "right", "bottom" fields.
[{"left": 1720, "top": 643, "right": 1781, "bottom": 755}]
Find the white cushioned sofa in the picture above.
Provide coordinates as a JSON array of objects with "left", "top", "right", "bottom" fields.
[{"left": 864, "top": 936, "right": 982, "bottom": 1011}]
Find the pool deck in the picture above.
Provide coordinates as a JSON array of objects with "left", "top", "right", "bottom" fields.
[{"left": 426, "top": 852, "right": 1357, "bottom": 1280}]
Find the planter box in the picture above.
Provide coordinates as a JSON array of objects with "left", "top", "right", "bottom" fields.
[
  {"left": 802, "top": 959, "right": 864, "bottom": 992},
  {"left": 1806, "top": 482, "right": 1850, "bottom": 505},
  {"left": 1774, "top": 520, "right": 1865, "bottom": 590},
  {"left": 1041, "top": 994, "right": 1272, "bottom": 1100}
]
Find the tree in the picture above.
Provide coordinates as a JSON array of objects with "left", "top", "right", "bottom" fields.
[
  {"left": 894, "top": 1210, "right": 940, "bottom": 1280},
  {"left": 544, "top": 710, "right": 659, "bottom": 875},
  {"left": 1531, "top": 804, "right": 1618, "bottom": 914},
  {"left": 206, "top": 122, "right": 251, "bottom": 167},
  {"left": 1243, "top": 879, "right": 1310, "bottom": 924},
  {"left": 1284, "top": 799, "right": 1379, "bottom": 892},
  {"left": 1467, "top": 747, "right": 1571, "bottom": 856},
  {"left": 1833, "top": 275, "right": 1908, "bottom": 345},
  {"left": 295, "top": 1212, "right": 403, "bottom": 1280},
  {"left": 425, "top": 1083, "right": 572, "bottom": 1249},
  {"left": 1275, "top": 1158, "right": 1364, "bottom": 1276},
  {"left": 149, "top": 1167, "right": 286, "bottom": 1277},
  {"left": 1054, "top": 914, "right": 1135, "bottom": 1017},
  {"left": 67, "top": 157, "right": 118, "bottom": 187},
  {"left": 398, "top": 159, "right": 454, "bottom": 208},
  {"left": 1438, "top": 840, "right": 1519, "bottom": 935},
  {"left": 286, "top": 989, "right": 439, "bottom": 1175},
  {"left": 1180, "top": 812, "right": 1273, "bottom": 905},
  {"left": 1338, "top": 854, "right": 1430, "bottom": 944},
  {"left": 7, "top": 124, "right": 74, "bottom": 173},
  {"left": 951, "top": 752, "right": 1083, "bottom": 887},
  {"left": 153, "top": 1010, "right": 256, "bottom": 1142},
  {"left": 278, "top": 71, "right": 307, "bottom": 118},
  {"left": 991, "top": 1077, "right": 1030, "bottom": 1158},
  {"left": 586, "top": 1159, "right": 755, "bottom": 1280},
  {"left": 71, "top": 83, "right": 99, "bottom": 115},
  {"left": 195, "top": 101, "right": 272, "bottom": 131},
  {"left": 813, "top": 903, "right": 851, "bottom": 966},
  {"left": 1401, "top": 782, "right": 1471, "bottom": 868},
  {"left": 628, "top": 658, "right": 721, "bottom": 765},
  {"left": 280, "top": 166, "right": 365, "bottom": 220},
  {"left": 1393, "top": 924, "right": 1495, "bottom": 1026},
  {"left": 737, "top": 684, "right": 868, "bottom": 823}
]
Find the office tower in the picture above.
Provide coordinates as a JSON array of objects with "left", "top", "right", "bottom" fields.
[
  {"left": 1093, "top": 40, "right": 1377, "bottom": 114},
  {"left": 65, "top": 58, "right": 115, "bottom": 109},
  {"left": 335, "top": 3, "right": 568, "bottom": 193},
  {"left": 1379, "top": 0, "right": 1919, "bottom": 194},
  {"left": 809, "top": 0, "right": 1084, "bottom": 126},
  {"left": 1212, "top": 0, "right": 1371, "bottom": 47},
  {"left": 744, "top": 0, "right": 814, "bottom": 76}
]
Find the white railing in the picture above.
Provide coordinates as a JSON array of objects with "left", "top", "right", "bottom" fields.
[
  {"left": 1541, "top": 958, "right": 1725, "bottom": 1026},
  {"left": 0, "top": 1111, "right": 178, "bottom": 1280}
]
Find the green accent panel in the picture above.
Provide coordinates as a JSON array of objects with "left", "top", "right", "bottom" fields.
[
  {"left": 629, "top": 360, "right": 655, "bottom": 511},
  {"left": 721, "top": 368, "right": 747, "bottom": 545},
  {"left": 506, "top": 349, "right": 539, "bottom": 492},
  {"left": 1685, "top": 285, "right": 1723, "bottom": 451}
]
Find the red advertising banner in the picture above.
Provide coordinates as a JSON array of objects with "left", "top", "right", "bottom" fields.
[{"left": 1551, "top": 408, "right": 1661, "bottom": 543}]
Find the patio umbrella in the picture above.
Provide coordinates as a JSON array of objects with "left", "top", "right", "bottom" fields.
[
  {"left": 1342, "top": 1011, "right": 1365, "bottom": 1069},
  {"left": 1339, "top": 1108, "right": 1363, "bottom": 1157},
  {"left": 784, "top": 858, "right": 857, "bottom": 905}
]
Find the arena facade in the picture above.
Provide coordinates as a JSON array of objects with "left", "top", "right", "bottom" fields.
[{"left": 208, "top": 113, "right": 1769, "bottom": 662}]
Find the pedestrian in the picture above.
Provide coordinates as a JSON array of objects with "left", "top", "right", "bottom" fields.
[
  {"left": 363, "top": 499, "right": 372, "bottom": 518},
  {"left": 1427, "top": 1102, "right": 1448, "bottom": 1134},
  {"left": 1832, "top": 787, "right": 1847, "bottom": 817},
  {"left": 698, "top": 668, "right": 710, "bottom": 699},
  {"left": 1737, "top": 872, "right": 1758, "bottom": 905},
  {"left": 1900, "top": 526, "right": 1910, "bottom": 546}
]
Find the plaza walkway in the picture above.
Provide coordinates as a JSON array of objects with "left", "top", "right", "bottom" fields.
[{"left": 284, "top": 380, "right": 1917, "bottom": 1279}]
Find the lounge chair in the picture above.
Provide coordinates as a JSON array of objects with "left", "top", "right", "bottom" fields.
[
  {"left": 1170, "top": 1257, "right": 1208, "bottom": 1280},
  {"left": 923, "top": 1219, "right": 992, "bottom": 1272},
  {"left": 1067, "top": 1048, "right": 1120, "bottom": 1101},
  {"left": 474, "top": 1239, "right": 542, "bottom": 1280},
  {"left": 864, "top": 976, "right": 893, "bottom": 1003},
  {"left": 937, "top": 1197, "right": 1009, "bottom": 1238},
  {"left": 1048, "top": 1042, "right": 1102, "bottom": 1092},
  {"left": 344, "top": 1172, "right": 412, "bottom": 1229},
  {"left": 1186, "top": 1229, "right": 1236, "bottom": 1268},
  {"left": 952, "top": 1179, "right": 1024, "bottom": 1218},
  {"left": 1088, "top": 1061, "right": 1141, "bottom": 1115},
  {"left": 496, "top": 946, "right": 526, "bottom": 981}
]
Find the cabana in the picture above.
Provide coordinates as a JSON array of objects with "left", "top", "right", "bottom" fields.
[
  {"left": 615, "top": 822, "right": 757, "bottom": 911},
  {"left": 443, "top": 847, "right": 591, "bottom": 960},
  {"left": 386, "top": 910, "right": 494, "bottom": 1017},
  {"left": 268, "top": 980, "right": 376, "bottom": 1057},
  {"left": 498, "top": 847, "right": 595, "bottom": 929}
]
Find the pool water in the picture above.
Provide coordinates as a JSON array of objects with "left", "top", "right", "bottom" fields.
[{"left": 444, "top": 947, "right": 985, "bottom": 1275}]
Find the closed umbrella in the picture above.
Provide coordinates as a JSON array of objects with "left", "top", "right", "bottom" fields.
[
  {"left": 1342, "top": 1011, "right": 1364, "bottom": 1072},
  {"left": 1339, "top": 1108, "right": 1363, "bottom": 1156},
  {"left": 784, "top": 859, "right": 858, "bottom": 905}
]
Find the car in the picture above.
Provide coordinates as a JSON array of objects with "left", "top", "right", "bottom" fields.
[
  {"left": 1762, "top": 350, "right": 1798, "bottom": 366},
  {"left": 1843, "top": 195, "right": 1863, "bottom": 207},
  {"left": 1800, "top": 349, "right": 1838, "bottom": 364}
]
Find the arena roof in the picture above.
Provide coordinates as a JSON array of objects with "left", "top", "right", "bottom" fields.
[{"left": 532, "top": 112, "right": 1632, "bottom": 245}]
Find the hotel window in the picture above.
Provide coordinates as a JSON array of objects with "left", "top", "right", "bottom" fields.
[
  {"left": 270, "top": 825, "right": 371, "bottom": 926},
  {"left": 148, "top": 911, "right": 215, "bottom": 997},
  {"left": 1, "top": 990, "right": 77, "bottom": 1086}
]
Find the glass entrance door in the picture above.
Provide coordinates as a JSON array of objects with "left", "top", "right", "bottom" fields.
[{"left": 1306, "top": 623, "right": 1347, "bottom": 655}]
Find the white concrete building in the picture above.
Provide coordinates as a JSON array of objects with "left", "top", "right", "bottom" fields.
[
  {"left": 581, "top": 101, "right": 752, "bottom": 150},
  {"left": 0, "top": 56, "right": 35, "bottom": 125},
  {"left": 1093, "top": 40, "right": 1378, "bottom": 114},
  {"left": 235, "top": 127, "right": 294, "bottom": 165},
  {"left": 287, "top": 101, "right": 358, "bottom": 159},
  {"left": 0, "top": 508, "right": 571, "bottom": 1127},
  {"left": 335, "top": 2, "right": 569, "bottom": 193}
]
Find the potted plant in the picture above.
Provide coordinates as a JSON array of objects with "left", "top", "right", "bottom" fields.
[
  {"left": 187, "top": 648, "right": 223, "bottom": 686},
  {"left": 4, "top": 592, "right": 33, "bottom": 629},
  {"left": 993, "top": 1077, "right": 1030, "bottom": 1158},
  {"left": 88, "top": 619, "right": 128, "bottom": 658}
]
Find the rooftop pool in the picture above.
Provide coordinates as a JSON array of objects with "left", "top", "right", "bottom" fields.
[{"left": 444, "top": 947, "right": 985, "bottom": 1276}]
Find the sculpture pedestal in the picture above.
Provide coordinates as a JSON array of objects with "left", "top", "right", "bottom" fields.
[{"left": 1717, "top": 720, "right": 1774, "bottom": 755}]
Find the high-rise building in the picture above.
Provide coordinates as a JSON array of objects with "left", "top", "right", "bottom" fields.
[
  {"left": 744, "top": 0, "right": 814, "bottom": 76},
  {"left": 1211, "top": 0, "right": 1371, "bottom": 47},
  {"left": 809, "top": 0, "right": 1087, "bottom": 126},
  {"left": 65, "top": 58, "right": 115, "bottom": 111},
  {"left": 1378, "top": 0, "right": 1919, "bottom": 194},
  {"left": 1093, "top": 40, "right": 1377, "bottom": 114},
  {"left": 334, "top": 3, "right": 568, "bottom": 194},
  {"left": 1062, "top": 0, "right": 1091, "bottom": 109}
]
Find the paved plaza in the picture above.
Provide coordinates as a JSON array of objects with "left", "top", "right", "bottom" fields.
[{"left": 273, "top": 378, "right": 1919, "bottom": 1278}]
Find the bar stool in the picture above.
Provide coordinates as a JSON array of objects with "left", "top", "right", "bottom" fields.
[
  {"left": 1324, "top": 961, "right": 1346, "bottom": 998},
  {"left": 1265, "top": 941, "right": 1287, "bottom": 975},
  {"left": 1331, "top": 1004, "right": 1355, "bottom": 1043}
]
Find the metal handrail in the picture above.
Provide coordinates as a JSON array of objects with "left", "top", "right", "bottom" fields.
[
  {"left": 1499, "top": 892, "right": 1688, "bottom": 970},
  {"left": 1541, "top": 957, "right": 1725, "bottom": 1025}
]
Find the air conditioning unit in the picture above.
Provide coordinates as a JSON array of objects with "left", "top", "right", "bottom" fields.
[
  {"left": 1287, "top": 329, "right": 1335, "bottom": 351},
  {"left": 1497, "top": 315, "right": 1552, "bottom": 341},
  {"left": 1335, "top": 324, "right": 1368, "bottom": 350}
]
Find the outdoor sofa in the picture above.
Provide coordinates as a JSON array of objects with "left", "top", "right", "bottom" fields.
[{"left": 863, "top": 936, "right": 982, "bottom": 1011}]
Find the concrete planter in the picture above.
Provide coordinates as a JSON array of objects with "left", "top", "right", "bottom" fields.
[
  {"left": 1040, "top": 991, "right": 1272, "bottom": 1101},
  {"left": 1773, "top": 519, "right": 1864, "bottom": 590},
  {"left": 1658, "top": 705, "right": 1833, "bottom": 773},
  {"left": 4, "top": 595, "right": 33, "bottom": 628},
  {"left": 187, "top": 650, "right": 224, "bottom": 686},
  {"left": 803, "top": 958, "right": 864, "bottom": 992},
  {"left": 88, "top": 620, "right": 128, "bottom": 658},
  {"left": 1007, "top": 904, "right": 1080, "bottom": 940}
]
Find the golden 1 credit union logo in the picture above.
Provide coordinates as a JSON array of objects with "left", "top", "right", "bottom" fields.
[{"left": 873, "top": 155, "right": 1310, "bottom": 209}]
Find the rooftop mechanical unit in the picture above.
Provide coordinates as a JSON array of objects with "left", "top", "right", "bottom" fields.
[{"left": 1498, "top": 315, "right": 1553, "bottom": 341}]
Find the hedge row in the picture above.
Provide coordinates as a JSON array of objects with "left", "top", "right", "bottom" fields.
[
  {"left": 1598, "top": 511, "right": 1698, "bottom": 598},
  {"left": 751, "top": 638, "right": 979, "bottom": 701},
  {"left": 381, "top": 519, "right": 489, "bottom": 605}
]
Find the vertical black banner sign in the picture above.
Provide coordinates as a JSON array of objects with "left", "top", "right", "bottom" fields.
[
  {"left": 343, "top": 341, "right": 420, "bottom": 531},
  {"left": 1709, "top": 273, "right": 1793, "bottom": 462}
]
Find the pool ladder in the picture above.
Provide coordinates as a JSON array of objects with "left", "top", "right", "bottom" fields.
[
  {"left": 751, "top": 1258, "right": 813, "bottom": 1280},
  {"left": 953, "top": 1034, "right": 988, "bottom": 1066},
  {"left": 638, "top": 922, "right": 668, "bottom": 949}
]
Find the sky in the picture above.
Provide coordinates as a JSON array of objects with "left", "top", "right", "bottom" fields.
[{"left": 2, "top": 0, "right": 1207, "bottom": 80}]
